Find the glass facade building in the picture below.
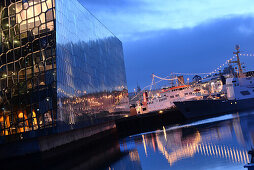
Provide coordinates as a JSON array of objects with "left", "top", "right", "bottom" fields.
[{"left": 0, "top": 0, "right": 129, "bottom": 142}]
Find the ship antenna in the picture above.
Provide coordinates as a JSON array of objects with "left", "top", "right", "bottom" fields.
[
  {"left": 149, "top": 73, "right": 155, "bottom": 93},
  {"left": 233, "top": 45, "right": 244, "bottom": 77}
]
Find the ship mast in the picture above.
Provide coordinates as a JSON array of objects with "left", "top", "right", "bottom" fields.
[{"left": 232, "top": 45, "right": 244, "bottom": 78}]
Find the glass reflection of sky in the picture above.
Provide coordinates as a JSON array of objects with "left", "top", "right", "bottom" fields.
[
  {"left": 55, "top": 0, "right": 129, "bottom": 127},
  {"left": 56, "top": 0, "right": 114, "bottom": 44},
  {"left": 117, "top": 111, "right": 254, "bottom": 170}
]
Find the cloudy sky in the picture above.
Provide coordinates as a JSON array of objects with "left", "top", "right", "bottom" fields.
[{"left": 79, "top": 0, "right": 254, "bottom": 91}]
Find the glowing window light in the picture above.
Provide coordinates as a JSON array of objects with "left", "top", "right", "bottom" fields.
[
  {"left": 18, "top": 112, "right": 24, "bottom": 118},
  {"left": 32, "top": 111, "right": 38, "bottom": 126}
]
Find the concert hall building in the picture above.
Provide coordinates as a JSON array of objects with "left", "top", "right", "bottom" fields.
[{"left": 0, "top": 0, "right": 129, "bottom": 149}]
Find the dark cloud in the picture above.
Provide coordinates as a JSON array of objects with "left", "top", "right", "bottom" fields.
[
  {"left": 124, "top": 16, "right": 254, "bottom": 90},
  {"left": 78, "top": 0, "right": 254, "bottom": 91}
]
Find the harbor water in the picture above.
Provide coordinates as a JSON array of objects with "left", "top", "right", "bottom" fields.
[
  {"left": 107, "top": 110, "right": 254, "bottom": 170},
  {"left": 2, "top": 110, "right": 254, "bottom": 170}
]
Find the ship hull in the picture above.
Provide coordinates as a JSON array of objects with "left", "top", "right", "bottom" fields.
[{"left": 174, "top": 98, "right": 254, "bottom": 119}]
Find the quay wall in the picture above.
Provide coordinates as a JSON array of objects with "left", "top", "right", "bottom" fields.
[
  {"left": 0, "top": 121, "right": 116, "bottom": 159},
  {"left": 0, "top": 108, "right": 186, "bottom": 159}
]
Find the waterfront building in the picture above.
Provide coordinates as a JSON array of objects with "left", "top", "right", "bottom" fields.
[{"left": 0, "top": 0, "right": 129, "bottom": 143}]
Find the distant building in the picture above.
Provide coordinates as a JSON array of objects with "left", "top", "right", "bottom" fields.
[{"left": 0, "top": 0, "right": 129, "bottom": 141}]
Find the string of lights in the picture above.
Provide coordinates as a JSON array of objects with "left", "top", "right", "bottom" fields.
[
  {"left": 162, "top": 53, "right": 253, "bottom": 81},
  {"left": 153, "top": 74, "right": 178, "bottom": 81},
  {"left": 171, "top": 72, "right": 212, "bottom": 75},
  {"left": 153, "top": 53, "right": 254, "bottom": 83},
  {"left": 240, "top": 53, "right": 254, "bottom": 56},
  {"left": 131, "top": 52, "right": 254, "bottom": 99},
  {"left": 202, "top": 55, "right": 236, "bottom": 80},
  {"left": 131, "top": 75, "right": 177, "bottom": 100},
  {"left": 202, "top": 53, "right": 254, "bottom": 80}
]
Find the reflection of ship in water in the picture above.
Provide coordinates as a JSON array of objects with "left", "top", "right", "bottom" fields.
[
  {"left": 234, "top": 113, "right": 254, "bottom": 147},
  {"left": 155, "top": 129, "right": 201, "bottom": 165},
  {"left": 121, "top": 114, "right": 254, "bottom": 167}
]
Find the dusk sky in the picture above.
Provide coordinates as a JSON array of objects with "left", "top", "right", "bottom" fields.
[{"left": 80, "top": 0, "right": 254, "bottom": 91}]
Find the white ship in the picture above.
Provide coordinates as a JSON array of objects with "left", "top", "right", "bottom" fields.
[
  {"left": 135, "top": 75, "right": 203, "bottom": 114},
  {"left": 145, "top": 85, "right": 198, "bottom": 112},
  {"left": 174, "top": 45, "right": 254, "bottom": 119}
]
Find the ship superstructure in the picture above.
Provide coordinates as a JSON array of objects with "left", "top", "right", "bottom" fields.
[
  {"left": 145, "top": 85, "right": 198, "bottom": 112},
  {"left": 135, "top": 75, "right": 202, "bottom": 114},
  {"left": 174, "top": 45, "right": 254, "bottom": 119}
]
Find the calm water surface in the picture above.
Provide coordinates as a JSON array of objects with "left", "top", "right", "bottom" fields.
[{"left": 108, "top": 111, "right": 254, "bottom": 170}]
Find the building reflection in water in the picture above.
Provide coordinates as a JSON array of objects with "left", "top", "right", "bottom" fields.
[{"left": 118, "top": 112, "right": 254, "bottom": 169}]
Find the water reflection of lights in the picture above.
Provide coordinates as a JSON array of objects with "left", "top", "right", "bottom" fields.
[
  {"left": 154, "top": 130, "right": 250, "bottom": 166},
  {"left": 142, "top": 135, "right": 148, "bottom": 157},
  {"left": 117, "top": 113, "right": 254, "bottom": 169},
  {"left": 156, "top": 132, "right": 201, "bottom": 166},
  {"left": 160, "top": 141, "right": 249, "bottom": 165},
  {"left": 129, "top": 150, "right": 140, "bottom": 162},
  {"left": 163, "top": 126, "right": 167, "bottom": 142}
]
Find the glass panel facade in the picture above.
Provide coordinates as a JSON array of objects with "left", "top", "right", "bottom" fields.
[
  {"left": 56, "top": 0, "right": 129, "bottom": 130},
  {"left": 0, "top": 0, "right": 56, "bottom": 138},
  {"left": 0, "top": 0, "right": 129, "bottom": 139}
]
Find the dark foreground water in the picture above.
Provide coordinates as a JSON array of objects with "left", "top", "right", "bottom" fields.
[{"left": 107, "top": 111, "right": 254, "bottom": 170}]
